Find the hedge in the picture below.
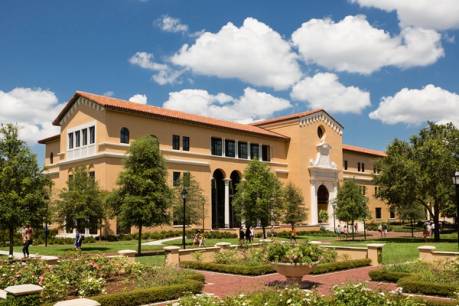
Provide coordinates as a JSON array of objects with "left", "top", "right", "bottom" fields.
[
  {"left": 368, "top": 269, "right": 411, "bottom": 282},
  {"left": 93, "top": 278, "right": 204, "bottom": 306},
  {"left": 397, "top": 276, "right": 459, "bottom": 297},
  {"left": 311, "top": 258, "right": 371, "bottom": 274},
  {"left": 0, "top": 295, "right": 41, "bottom": 306},
  {"left": 180, "top": 261, "right": 275, "bottom": 275}
]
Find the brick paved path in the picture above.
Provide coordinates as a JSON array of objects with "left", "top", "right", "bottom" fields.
[{"left": 201, "top": 266, "right": 397, "bottom": 297}]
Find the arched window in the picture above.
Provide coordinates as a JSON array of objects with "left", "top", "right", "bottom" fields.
[
  {"left": 120, "top": 127, "right": 130, "bottom": 144},
  {"left": 50, "top": 152, "right": 54, "bottom": 164}
]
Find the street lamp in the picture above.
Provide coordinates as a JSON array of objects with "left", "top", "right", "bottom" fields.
[
  {"left": 453, "top": 171, "right": 459, "bottom": 248},
  {"left": 332, "top": 203, "right": 337, "bottom": 234},
  {"left": 181, "top": 188, "right": 188, "bottom": 249}
]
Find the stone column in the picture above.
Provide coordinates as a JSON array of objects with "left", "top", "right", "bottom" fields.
[
  {"left": 418, "top": 246, "right": 436, "bottom": 263},
  {"left": 367, "top": 243, "right": 384, "bottom": 266},
  {"left": 224, "top": 178, "right": 231, "bottom": 228},
  {"left": 310, "top": 184, "right": 318, "bottom": 225},
  {"left": 163, "top": 246, "right": 181, "bottom": 267}
]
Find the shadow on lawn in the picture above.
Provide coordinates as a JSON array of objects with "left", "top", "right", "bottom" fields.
[{"left": 373, "top": 237, "right": 457, "bottom": 243}]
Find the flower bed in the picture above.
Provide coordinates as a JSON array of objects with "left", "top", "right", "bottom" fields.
[
  {"left": 176, "top": 283, "right": 439, "bottom": 306},
  {"left": 180, "top": 261, "right": 275, "bottom": 275},
  {"left": 369, "top": 260, "right": 459, "bottom": 297},
  {"left": 0, "top": 255, "right": 204, "bottom": 304}
]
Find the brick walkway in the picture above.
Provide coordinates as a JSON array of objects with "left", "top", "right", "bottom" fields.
[{"left": 201, "top": 266, "right": 397, "bottom": 297}]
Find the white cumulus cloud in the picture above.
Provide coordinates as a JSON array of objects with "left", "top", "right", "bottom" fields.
[
  {"left": 351, "top": 0, "right": 459, "bottom": 31},
  {"left": 291, "top": 73, "right": 370, "bottom": 114},
  {"left": 369, "top": 84, "right": 459, "bottom": 126},
  {"left": 156, "top": 15, "right": 189, "bottom": 33},
  {"left": 171, "top": 17, "right": 302, "bottom": 90},
  {"left": 129, "top": 51, "right": 184, "bottom": 85},
  {"left": 163, "top": 87, "right": 291, "bottom": 123},
  {"left": 291, "top": 15, "right": 444, "bottom": 74},
  {"left": 0, "top": 88, "right": 63, "bottom": 143},
  {"left": 129, "top": 94, "right": 148, "bottom": 104}
]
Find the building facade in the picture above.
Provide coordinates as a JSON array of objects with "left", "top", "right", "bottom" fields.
[{"left": 39, "top": 91, "right": 389, "bottom": 234}]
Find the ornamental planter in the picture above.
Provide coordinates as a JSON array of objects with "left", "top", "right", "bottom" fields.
[{"left": 271, "top": 262, "right": 316, "bottom": 283}]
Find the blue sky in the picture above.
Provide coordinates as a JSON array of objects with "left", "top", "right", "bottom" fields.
[{"left": 1, "top": 0, "right": 459, "bottom": 164}]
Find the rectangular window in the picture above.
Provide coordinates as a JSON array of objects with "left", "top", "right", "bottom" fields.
[
  {"left": 82, "top": 128, "right": 88, "bottom": 146},
  {"left": 68, "top": 133, "right": 74, "bottom": 149},
  {"left": 250, "top": 143, "right": 259, "bottom": 160},
  {"left": 225, "top": 140, "right": 236, "bottom": 157},
  {"left": 238, "top": 142, "right": 248, "bottom": 159},
  {"left": 362, "top": 185, "right": 366, "bottom": 196},
  {"left": 89, "top": 171, "right": 95, "bottom": 181},
  {"left": 183, "top": 172, "right": 190, "bottom": 187},
  {"left": 211, "top": 137, "right": 223, "bottom": 156},
  {"left": 375, "top": 207, "right": 382, "bottom": 219},
  {"left": 183, "top": 136, "right": 190, "bottom": 151},
  {"left": 75, "top": 131, "right": 81, "bottom": 147},
  {"left": 172, "top": 135, "right": 180, "bottom": 150},
  {"left": 173, "top": 172, "right": 181, "bottom": 187},
  {"left": 262, "top": 145, "right": 270, "bottom": 161},
  {"left": 68, "top": 174, "right": 73, "bottom": 188},
  {"left": 89, "top": 126, "right": 95, "bottom": 144},
  {"left": 344, "top": 160, "right": 348, "bottom": 170},
  {"left": 374, "top": 186, "right": 378, "bottom": 196},
  {"left": 357, "top": 162, "right": 361, "bottom": 172},
  {"left": 361, "top": 163, "right": 365, "bottom": 172},
  {"left": 390, "top": 207, "right": 396, "bottom": 219}
]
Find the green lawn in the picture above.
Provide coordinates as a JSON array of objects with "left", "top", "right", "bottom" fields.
[{"left": 136, "top": 255, "right": 165, "bottom": 266}]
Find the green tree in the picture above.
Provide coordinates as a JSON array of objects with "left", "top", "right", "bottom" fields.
[
  {"left": 397, "top": 204, "right": 426, "bottom": 238},
  {"left": 233, "top": 160, "right": 283, "bottom": 238},
  {"left": 110, "top": 135, "right": 171, "bottom": 255},
  {"left": 375, "top": 123, "right": 459, "bottom": 241},
  {"left": 171, "top": 173, "right": 206, "bottom": 231},
  {"left": 56, "top": 166, "right": 105, "bottom": 234},
  {"left": 0, "top": 124, "right": 49, "bottom": 257},
  {"left": 335, "top": 180, "right": 369, "bottom": 240},
  {"left": 282, "top": 183, "right": 305, "bottom": 230}
]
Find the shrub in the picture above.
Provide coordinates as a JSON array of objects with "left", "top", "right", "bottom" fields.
[
  {"left": 180, "top": 261, "right": 275, "bottom": 275},
  {"left": 266, "top": 241, "right": 336, "bottom": 264},
  {"left": 397, "top": 276, "right": 459, "bottom": 297},
  {"left": 369, "top": 270, "right": 411, "bottom": 282},
  {"left": 311, "top": 259, "right": 371, "bottom": 274},
  {"left": 214, "top": 249, "right": 238, "bottom": 264},
  {"left": 93, "top": 279, "right": 203, "bottom": 306}
]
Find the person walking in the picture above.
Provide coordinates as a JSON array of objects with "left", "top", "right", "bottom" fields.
[
  {"left": 245, "top": 226, "right": 252, "bottom": 244},
  {"left": 336, "top": 224, "right": 341, "bottom": 240},
  {"left": 239, "top": 226, "right": 245, "bottom": 246},
  {"left": 377, "top": 224, "right": 383, "bottom": 238},
  {"left": 382, "top": 223, "right": 388, "bottom": 237},
  {"left": 249, "top": 226, "right": 255, "bottom": 243},
  {"left": 75, "top": 230, "right": 84, "bottom": 251},
  {"left": 290, "top": 227, "right": 297, "bottom": 243},
  {"left": 21, "top": 224, "right": 33, "bottom": 258}
]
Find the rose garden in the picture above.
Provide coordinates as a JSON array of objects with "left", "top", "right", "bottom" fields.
[{"left": 0, "top": 123, "right": 458, "bottom": 306}]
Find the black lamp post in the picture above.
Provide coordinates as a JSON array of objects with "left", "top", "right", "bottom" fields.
[
  {"left": 332, "top": 203, "right": 337, "bottom": 234},
  {"left": 181, "top": 188, "right": 188, "bottom": 249},
  {"left": 453, "top": 171, "right": 459, "bottom": 249}
]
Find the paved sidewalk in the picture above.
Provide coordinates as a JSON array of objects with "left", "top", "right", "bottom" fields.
[
  {"left": 142, "top": 236, "right": 181, "bottom": 246},
  {"left": 201, "top": 266, "right": 397, "bottom": 297},
  {"left": 0, "top": 250, "right": 39, "bottom": 260}
]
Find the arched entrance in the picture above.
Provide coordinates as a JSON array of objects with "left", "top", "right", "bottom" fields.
[
  {"left": 212, "top": 169, "right": 225, "bottom": 228},
  {"left": 317, "top": 185, "right": 329, "bottom": 222},
  {"left": 229, "top": 171, "right": 241, "bottom": 228}
]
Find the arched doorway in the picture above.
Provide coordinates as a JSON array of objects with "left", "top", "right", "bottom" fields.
[
  {"left": 229, "top": 171, "right": 241, "bottom": 228},
  {"left": 212, "top": 169, "right": 225, "bottom": 228},
  {"left": 317, "top": 185, "right": 329, "bottom": 222}
]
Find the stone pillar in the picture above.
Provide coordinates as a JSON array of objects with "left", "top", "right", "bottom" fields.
[
  {"left": 224, "top": 178, "right": 231, "bottom": 228},
  {"left": 54, "top": 298, "right": 101, "bottom": 306},
  {"left": 117, "top": 249, "right": 137, "bottom": 263},
  {"left": 164, "top": 246, "right": 181, "bottom": 267},
  {"left": 418, "top": 246, "right": 436, "bottom": 263},
  {"left": 4, "top": 284, "right": 43, "bottom": 303},
  {"left": 367, "top": 243, "right": 384, "bottom": 266},
  {"left": 310, "top": 184, "right": 318, "bottom": 225}
]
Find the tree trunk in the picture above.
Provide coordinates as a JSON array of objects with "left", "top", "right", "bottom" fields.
[
  {"left": 411, "top": 219, "right": 414, "bottom": 238},
  {"left": 137, "top": 224, "right": 142, "bottom": 256},
  {"left": 351, "top": 221, "right": 355, "bottom": 240},
  {"left": 433, "top": 205, "right": 440, "bottom": 242},
  {"left": 262, "top": 226, "right": 266, "bottom": 239},
  {"left": 8, "top": 226, "right": 14, "bottom": 258}
]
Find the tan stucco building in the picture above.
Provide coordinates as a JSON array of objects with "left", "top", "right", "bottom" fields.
[{"left": 39, "top": 91, "right": 390, "bottom": 235}]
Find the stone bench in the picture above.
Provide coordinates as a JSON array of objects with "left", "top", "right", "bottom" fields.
[
  {"left": 54, "top": 298, "right": 101, "bottom": 306},
  {"left": 4, "top": 284, "right": 43, "bottom": 297}
]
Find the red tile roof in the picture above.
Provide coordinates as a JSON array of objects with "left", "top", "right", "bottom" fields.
[
  {"left": 38, "top": 134, "right": 60, "bottom": 144},
  {"left": 53, "top": 91, "right": 289, "bottom": 140},
  {"left": 252, "top": 109, "right": 343, "bottom": 128},
  {"left": 342, "top": 144, "right": 386, "bottom": 157}
]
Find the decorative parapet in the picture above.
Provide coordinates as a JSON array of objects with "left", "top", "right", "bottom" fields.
[{"left": 418, "top": 246, "right": 459, "bottom": 263}]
